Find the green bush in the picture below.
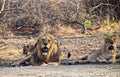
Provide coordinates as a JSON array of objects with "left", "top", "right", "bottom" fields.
[{"left": 84, "top": 19, "right": 91, "bottom": 28}]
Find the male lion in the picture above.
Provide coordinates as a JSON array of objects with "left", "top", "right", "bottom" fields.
[
  {"left": 11, "top": 34, "right": 61, "bottom": 66},
  {"left": 78, "top": 33, "right": 118, "bottom": 63}
]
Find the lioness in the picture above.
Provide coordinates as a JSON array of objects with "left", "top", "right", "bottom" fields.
[
  {"left": 11, "top": 34, "right": 61, "bottom": 66},
  {"left": 69, "top": 34, "right": 119, "bottom": 64},
  {"left": 79, "top": 33, "right": 118, "bottom": 63},
  {"left": 23, "top": 44, "right": 35, "bottom": 56}
]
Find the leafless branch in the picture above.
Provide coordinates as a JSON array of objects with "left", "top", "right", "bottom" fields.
[
  {"left": 0, "top": 0, "right": 6, "bottom": 14},
  {"left": 90, "top": 3, "right": 115, "bottom": 12}
]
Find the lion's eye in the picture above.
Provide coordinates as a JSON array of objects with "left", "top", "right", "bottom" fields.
[
  {"left": 41, "top": 39, "right": 44, "bottom": 41},
  {"left": 48, "top": 39, "right": 51, "bottom": 42}
]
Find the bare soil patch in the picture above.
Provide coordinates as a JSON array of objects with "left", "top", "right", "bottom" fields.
[{"left": 0, "top": 64, "right": 120, "bottom": 77}]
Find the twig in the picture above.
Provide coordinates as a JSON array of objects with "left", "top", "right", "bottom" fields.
[
  {"left": 90, "top": 3, "right": 115, "bottom": 12},
  {"left": 0, "top": 0, "right": 6, "bottom": 14},
  {"left": 21, "top": 0, "right": 31, "bottom": 9},
  {"left": 48, "top": 0, "right": 62, "bottom": 6}
]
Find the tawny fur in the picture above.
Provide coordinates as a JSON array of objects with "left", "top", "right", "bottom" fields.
[
  {"left": 79, "top": 33, "right": 118, "bottom": 63},
  {"left": 11, "top": 34, "right": 61, "bottom": 66}
]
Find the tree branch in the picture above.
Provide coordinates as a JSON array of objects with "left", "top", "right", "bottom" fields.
[{"left": 0, "top": 0, "right": 6, "bottom": 14}]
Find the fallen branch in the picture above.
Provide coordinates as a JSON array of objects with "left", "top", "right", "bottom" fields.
[{"left": 0, "top": 0, "right": 6, "bottom": 14}]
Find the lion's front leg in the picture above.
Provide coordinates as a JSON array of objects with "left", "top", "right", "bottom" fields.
[
  {"left": 109, "top": 53, "right": 116, "bottom": 63},
  {"left": 11, "top": 54, "right": 32, "bottom": 67},
  {"left": 48, "top": 62, "right": 60, "bottom": 66},
  {"left": 49, "top": 56, "right": 60, "bottom": 65},
  {"left": 30, "top": 55, "right": 43, "bottom": 66},
  {"left": 96, "top": 57, "right": 108, "bottom": 63},
  {"left": 48, "top": 47, "right": 61, "bottom": 65}
]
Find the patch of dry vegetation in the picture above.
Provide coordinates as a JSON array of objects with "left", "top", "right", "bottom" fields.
[{"left": 0, "top": 0, "right": 119, "bottom": 36}]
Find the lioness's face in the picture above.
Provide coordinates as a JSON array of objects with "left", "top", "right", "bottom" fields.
[
  {"left": 40, "top": 35, "right": 52, "bottom": 55},
  {"left": 104, "top": 35, "right": 117, "bottom": 53}
]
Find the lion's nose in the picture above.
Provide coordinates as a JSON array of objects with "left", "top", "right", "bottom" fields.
[{"left": 111, "top": 42, "right": 113, "bottom": 44}]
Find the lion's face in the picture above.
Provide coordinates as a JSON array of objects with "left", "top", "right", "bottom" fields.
[{"left": 38, "top": 35, "right": 53, "bottom": 55}]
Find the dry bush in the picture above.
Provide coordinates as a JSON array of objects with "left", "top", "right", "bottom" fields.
[
  {"left": 11, "top": 16, "right": 40, "bottom": 35},
  {"left": 0, "top": 0, "right": 86, "bottom": 36},
  {"left": 0, "top": 0, "right": 119, "bottom": 36},
  {"left": 83, "top": 0, "right": 120, "bottom": 22},
  {"left": 83, "top": 0, "right": 120, "bottom": 33}
]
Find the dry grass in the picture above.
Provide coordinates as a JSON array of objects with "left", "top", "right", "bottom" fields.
[
  {"left": 40, "top": 23, "right": 77, "bottom": 36},
  {"left": 98, "top": 23, "right": 120, "bottom": 33},
  {"left": 54, "top": 25, "right": 77, "bottom": 36}
]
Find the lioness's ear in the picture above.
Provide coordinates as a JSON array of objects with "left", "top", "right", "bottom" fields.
[
  {"left": 112, "top": 32, "right": 118, "bottom": 42},
  {"left": 103, "top": 33, "right": 109, "bottom": 38},
  {"left": 104, "top": 34, "right": 108, "bottom": 36},
  {"left": 103, "top": 34, "right": 108, "bottom": 43},
  {"left": 104, "top": 37, "right": 108, "bottom": 43}
]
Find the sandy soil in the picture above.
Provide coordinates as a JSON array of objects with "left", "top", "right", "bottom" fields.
[{"left": 0, "top": 64, "right": 120, "bottom": 77}]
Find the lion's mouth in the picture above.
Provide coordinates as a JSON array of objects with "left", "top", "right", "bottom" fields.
[
  {"left": 108, "top": 45, "right": 115, "bottom": 54},
  {"left": 42, "top": 47, "right": 48, "bottom": 55}
]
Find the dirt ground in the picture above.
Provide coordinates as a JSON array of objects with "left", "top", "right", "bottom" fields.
[
  {"left": 0, "top": 34, "right": 104, "bottom": 66},
  {"left": 0, "top": 64, "right": 120, "bottom": 77},
  {"left": 0, "top": 34, "right": 120, "bottom": 77}
]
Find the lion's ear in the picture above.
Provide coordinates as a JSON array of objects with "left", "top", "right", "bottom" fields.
[
  {"left": 36, "top": 37, "right": 41, "bottom": 46},
  {"left": 54, "top": 37, "right": 59, "bottom": 45}
]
